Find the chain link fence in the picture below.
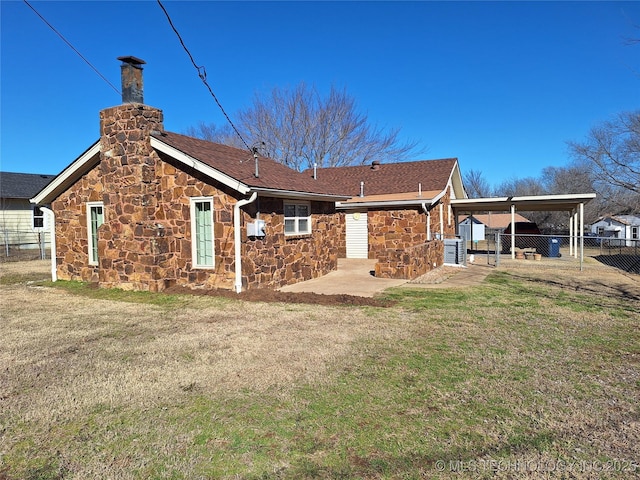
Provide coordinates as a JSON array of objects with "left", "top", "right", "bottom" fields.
[
  {"left": 462, "top": 233, "right": 639, "bottom": 275},
  {"left": 1, "top": 229, "right": 51, "bottom": 261}
]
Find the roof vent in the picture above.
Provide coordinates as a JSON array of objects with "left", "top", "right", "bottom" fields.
[
  {"left": 371, "top": 160, "right": 381, "bottom": 170},
  {"left": 117, "top": 56, "right": 146, "bottom": 104}
]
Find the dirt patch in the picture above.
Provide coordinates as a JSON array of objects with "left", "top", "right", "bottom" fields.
[
  {"left": 165, "top": 285, "right": 396, "bottom": 307},
  {"left": 408, "top": 265, "right": 462, "bottom": 284}
]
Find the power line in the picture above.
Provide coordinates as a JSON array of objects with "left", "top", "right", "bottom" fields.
[
  {"left": 156, "top": 0, "right": 251, "bottom": 152},
  {"left": 22, "top": 0, "right": 121, "bottom": 96}
]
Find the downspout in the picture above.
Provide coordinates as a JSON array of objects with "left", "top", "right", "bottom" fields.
[
  {"left": 421, "top": 203, "right": 431, "bottom": 241},
  {"left": 40, "top": 207, "right": 57, "bottom": 282},
  {"left": 234, "top": 192, "right": 258, "bottom": 293}
]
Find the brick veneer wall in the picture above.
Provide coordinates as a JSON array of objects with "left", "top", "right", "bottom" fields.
[{"left": 51, "top": 103, "right": 342, "bottom": 291}]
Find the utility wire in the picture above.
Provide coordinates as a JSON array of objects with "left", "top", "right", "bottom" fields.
[
  {"left": 156, "top": 0, "right": 251, "bottom": 152},
  {"left": 23, "top": 0, "right": 121, "bottom": 96}
]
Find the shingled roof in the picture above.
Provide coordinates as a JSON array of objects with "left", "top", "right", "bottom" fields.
[
  {"left": 0, "top": 172, "right": 55, "bottom": 199},
  {"left": 32, "top": 131, "right": 462, "bottom": 206},
  {"left": 151, "top": 132, "right": 349, "bottom": 196},
  {"left": 310, "top": 158, "right": 459, "bottom": 198}
]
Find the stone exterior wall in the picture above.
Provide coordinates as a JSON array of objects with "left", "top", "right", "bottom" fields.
[
  {"left": 242, "top": 199, "right": 344, "bottom": 290},
  {"left": 375, "top": 241, "right": 444, "bottom": 279},
  {"left": 366, "top": 189, "right": 455, "bottom": 279},
  {"left": 51, "top": 103, "right": 343, "bottom": 292}
]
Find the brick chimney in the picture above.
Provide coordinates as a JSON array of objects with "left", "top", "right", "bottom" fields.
[{"left": 118, "top": 56, "right": 145, "bottom": 104}]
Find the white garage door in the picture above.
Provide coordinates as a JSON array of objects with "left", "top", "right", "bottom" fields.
[{"left": 346, "top": 211, "right": 368, "bottom": 259}]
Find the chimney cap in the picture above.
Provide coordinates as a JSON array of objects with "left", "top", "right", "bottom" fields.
[
  {"left": 371, "top": 160, "right": 381, "bottom": 170},
  {"left": 117, "top": 56, "right": 146, "bottom": 66}
]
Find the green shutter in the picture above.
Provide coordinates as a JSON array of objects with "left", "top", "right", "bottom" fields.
[
  {"left": 90, "top": 205, "right": 104, "bottom": 263},
  {"left": 195, "top": 201, "right": 213, "bottom": 266}
]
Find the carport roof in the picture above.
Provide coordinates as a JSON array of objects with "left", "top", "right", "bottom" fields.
[{"left": 452, "top": 193, "right": 597, "bottom": 212}]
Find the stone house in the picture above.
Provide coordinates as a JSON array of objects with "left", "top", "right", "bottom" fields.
[
  {"left": 32, "top": 57, "right": 464, "bottom": 292},
  {"left": 310, "top": 159, "right": 465, "bottom": 279}
]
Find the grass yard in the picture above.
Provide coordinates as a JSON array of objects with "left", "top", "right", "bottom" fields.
[{"left": 0, "top": 261, "right": 639, "bottom": 479}]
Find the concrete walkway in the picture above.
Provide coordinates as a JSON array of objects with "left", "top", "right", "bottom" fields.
[
  {"left": 278, "top": 259, "right": 493, "bottom": 297},
  {"left": 404, "top": 263, "right": 494, "bottom": 289},
  {"left": 279, "top": 259, "right": 406, "bottom": 297}
]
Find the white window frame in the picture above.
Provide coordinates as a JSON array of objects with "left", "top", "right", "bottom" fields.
[
  {"left": 284, "top": 201, "right": 311, "bottom": 235},
  {"left": 190, "top": 197, "right": 215, "bottom": 268},
  {"left": 87, "top": 202, "right": 104, "bottom": 266},
  {"left": 33, "top": 205, "right": 46, "bottom": 230}
]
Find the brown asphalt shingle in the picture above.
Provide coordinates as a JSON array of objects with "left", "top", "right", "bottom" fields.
[
  {"left": 153, "top": 132, "right": 457, "bottom": 198},
  {"left": 309, "top": 159, "right": 458, "bottom": 197},
  {"left": 152, "top": 131, "right": 347, "bottom": 196}
]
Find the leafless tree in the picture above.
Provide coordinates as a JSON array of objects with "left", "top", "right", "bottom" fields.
[
  {"left": 184, "top": 122, "right": 242, "bottom": 147},
  {"left": 463, "top": 169, "right": 493, "bottom": 198},
  {"left": 188, "top": 83, "right": 422, "bottom": 171},
  {"left": 494, "top": 176, "right": 546, "bottom": 197},
  {"left": 539, "top": 165, "right": 602, "bottom": 225},
  {"left": 568, "top": 111, "right": 640, "bottom": 211}
]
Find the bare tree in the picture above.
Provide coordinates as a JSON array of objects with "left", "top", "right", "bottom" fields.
[
  {"left": 184, "top": 122, "right": 242, "bottom": 147},
  {"left": 463, "top": 169, "right": 493, "bottom": 198},
  {"left": 540, "top": 165, "right": 602, "bottom": 226},
  {"left": 568, "top": 111, "right": 640, "bottom": 207},
  {"left": 494, "top": 176, "right": 546, "bottom": 197},
  {"left": 189, "top": 83, "right": 422, "bottom": 171}
]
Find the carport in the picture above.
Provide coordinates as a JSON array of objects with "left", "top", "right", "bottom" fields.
[{"left": 451, "top": 193, "right": 597, "bottom": 264}]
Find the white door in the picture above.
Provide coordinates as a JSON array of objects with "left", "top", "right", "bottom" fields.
[{"left": 346, "top": 211, "right": 368, "bottom": 259}]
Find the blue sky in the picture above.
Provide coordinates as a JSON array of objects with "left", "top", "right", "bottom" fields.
[{"left": 1, "top": 1, "right": 639, "bottom": 188}]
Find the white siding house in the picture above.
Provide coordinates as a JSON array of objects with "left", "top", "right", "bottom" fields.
[
  {"left": 590, "top": 215, "right": 640, "bottom": 247},
  {"left": 0, "top": 172, "right": 55, "bottom": 251}
]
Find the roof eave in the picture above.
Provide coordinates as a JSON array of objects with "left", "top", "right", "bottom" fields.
[
  {"left": 336, "top": 197, "right": 439, "bottom": 210},
  {"left": 451, "top": 193, "right": 597, "bottom": 212},
  {"left": 31, "top": 142, "right": 101, "bottom": 205},
  {"left": 251, "top": 187, "right": 351, "bottom": 202}
]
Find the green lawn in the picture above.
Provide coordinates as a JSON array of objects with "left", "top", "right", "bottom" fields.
[{"left": 1, "top": 266, "right": 639, "bottom": 479}]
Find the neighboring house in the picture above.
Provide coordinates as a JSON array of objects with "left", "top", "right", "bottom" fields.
[
  {"left": 32, "top": 57, "right": 461, "bottom": 291},
  {"left": 591, "top": 215, "right": 640, "bottom": 247},
  {"left": 458, "top": 213, "right": 532, "bottom": 241},
  {"left": 0, "top": 171, "right": 55, "bottom": 251}
]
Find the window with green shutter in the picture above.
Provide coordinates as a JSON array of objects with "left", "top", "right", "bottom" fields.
[{"left": 190, "top": 197, "right": 215, "bottom": 268}]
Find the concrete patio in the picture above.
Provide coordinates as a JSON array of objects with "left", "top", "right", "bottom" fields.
[{"left": 278, "top": 258, "right": 493, "bottom": 297}]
